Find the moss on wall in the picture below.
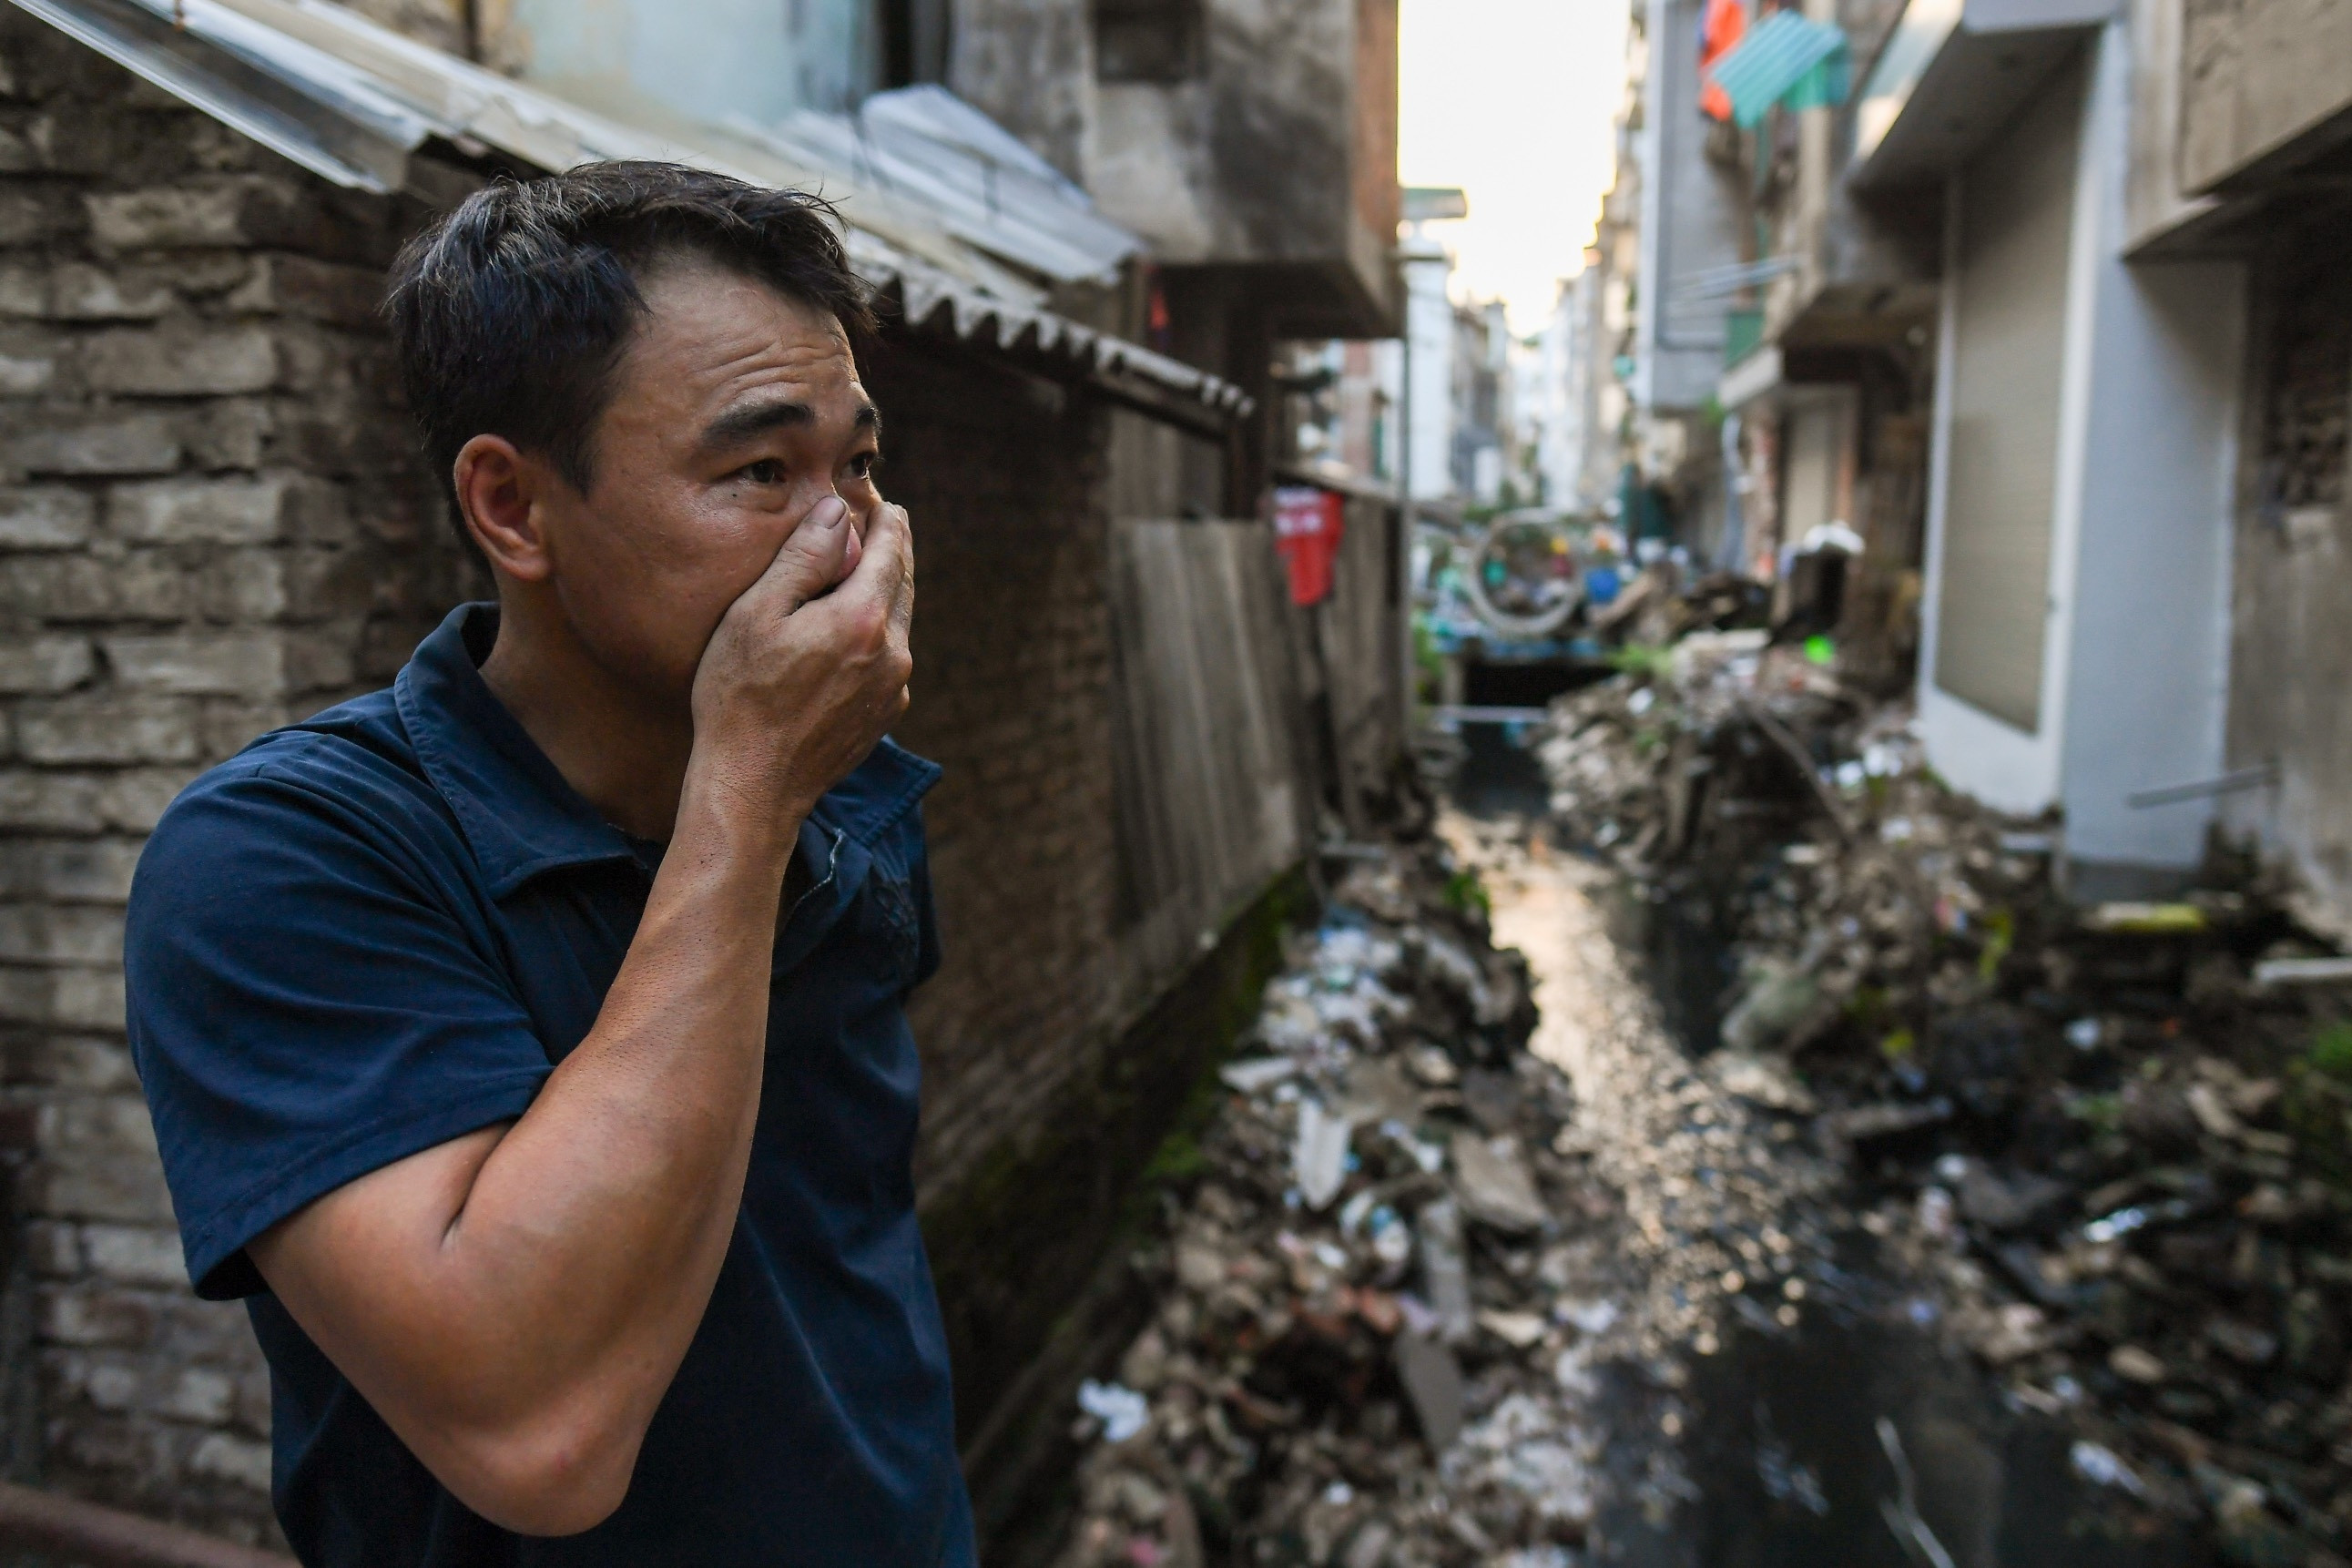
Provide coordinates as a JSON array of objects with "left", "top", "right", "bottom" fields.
[{"left": 926, "top": 865, "right": 1307, "bottom": 1551}]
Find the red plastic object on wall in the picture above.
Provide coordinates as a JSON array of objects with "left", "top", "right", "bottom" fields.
[{"left": 1272, "top": 485, "right": 1346, "bottom": 606}]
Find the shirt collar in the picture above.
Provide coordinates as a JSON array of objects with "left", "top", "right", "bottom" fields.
[{"left": 394, "top": 604, "right": 940, "bottom": 900}]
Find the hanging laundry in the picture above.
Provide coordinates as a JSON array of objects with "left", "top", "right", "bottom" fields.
[
  {"left": 1273, "top": 485, "right": 1347, "bottom": 606},
  {"left": 1698, "top": 0, "right": 1747, "bottom": 122},
  {"left": 1705, "top": 10, "right": 1849, "bottom": 129}
]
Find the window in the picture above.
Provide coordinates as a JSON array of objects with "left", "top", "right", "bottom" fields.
[{"left": 1095, "top": 0, "right": 1201, "bottom": 83}]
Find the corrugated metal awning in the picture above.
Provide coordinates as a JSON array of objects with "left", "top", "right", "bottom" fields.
[{"left": 5, "top": 0, "right": 1249, "bottom": 418}]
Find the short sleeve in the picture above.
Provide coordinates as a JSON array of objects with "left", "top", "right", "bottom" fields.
[{"left": 127, "top": 750, "right": 552, "bottom": 1299}]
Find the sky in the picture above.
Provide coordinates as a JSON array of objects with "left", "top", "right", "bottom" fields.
[{"left": 1397, "top": 0, "right": 1631, "bottom": 332}]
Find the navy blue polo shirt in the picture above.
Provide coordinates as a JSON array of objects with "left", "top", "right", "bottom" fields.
[{"left": 124, "top": 604, "right": 974, "bottom": 1567}]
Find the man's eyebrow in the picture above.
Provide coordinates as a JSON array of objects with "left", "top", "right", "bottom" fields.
[
  {"left": 697, "top": 399, "right": 881, "bottom": 453},
  {"left": 698, "top": 398, "right": 814, "bottom": 452}
]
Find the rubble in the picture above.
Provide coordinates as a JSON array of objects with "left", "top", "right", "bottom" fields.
[
  {"left": 1529, "top": 575, "right": 2352, "bottom": 1565},
  {"left": 1053, "top": 840, "right": 1639, "bottom": 1567}
]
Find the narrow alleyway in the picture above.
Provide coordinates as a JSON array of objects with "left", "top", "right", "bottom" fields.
[
  {"left": 1050, "top": 755, "right": 2215, "bottom": 1565},
  {"left": 1454, "top": 782, "right": 2204, "bottom": 1567}
]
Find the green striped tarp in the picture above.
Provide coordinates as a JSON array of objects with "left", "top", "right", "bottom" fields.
[{"left": 1705, "top": 10, "right": 1850, "bottom": 128}]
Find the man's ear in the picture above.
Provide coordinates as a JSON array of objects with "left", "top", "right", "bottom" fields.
[{"left": 453, "top": 435, "right": 557, "bottom": 584}]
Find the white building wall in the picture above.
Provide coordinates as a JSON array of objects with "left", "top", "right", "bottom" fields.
[
  {"left": 1534, "top": 277, "right": 1585, "bottom": 508},
  {"left": 1402, "top": 237, "right": 1454, "bottom": 501},
  {"left": 1919, "top": 22, "right": 2243, "bottom": 883},
  {"left": 1634, "top": 0, "right": 1745, "bottom": 415}
]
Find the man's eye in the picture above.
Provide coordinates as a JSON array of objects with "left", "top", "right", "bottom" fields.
[
  {"left": 740, "top": 459, "right": 786, "bottom": 484},
  {"left": 849, "top": 453, "right": 880, "bottom": 482}
]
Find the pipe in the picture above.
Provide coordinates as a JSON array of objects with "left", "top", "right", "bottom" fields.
[{"left": 0, "top": 1482, "right": 299, "bottom": 1568}]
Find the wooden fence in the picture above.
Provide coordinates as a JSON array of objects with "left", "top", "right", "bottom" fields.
[
  {"left": 1107, "top": 518, "right": 1312, "bottom": 1008},
  {"left": 1105, "top": 497, "right": 1405, "bottom": 1009}
]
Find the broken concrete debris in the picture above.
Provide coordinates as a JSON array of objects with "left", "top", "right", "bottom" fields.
[
  {"left": 1054, "top": 840, "right": 1615, "bottom": 1567},
  {"left": 1534, "top": 578, "right": 2352, "bottom": 1565}
]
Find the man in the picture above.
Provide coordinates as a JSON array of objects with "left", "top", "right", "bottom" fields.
[{"left": 124, "top": 162, "right": 972, "bottom": 1564}]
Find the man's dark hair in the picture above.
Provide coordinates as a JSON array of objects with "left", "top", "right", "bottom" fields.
[{"left": 385, "top": 161, "right": 876, "bottom": 513}]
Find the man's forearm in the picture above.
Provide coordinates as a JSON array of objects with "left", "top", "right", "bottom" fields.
[
  {"left": 253, "top": 772, "right": 802, "bottom": 1532},
  {"left": 444, "top": 774, "right": 799, "bottom": 1392}
]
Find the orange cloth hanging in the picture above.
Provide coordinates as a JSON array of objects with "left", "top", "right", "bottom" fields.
[{"left": 1699, "top": 0, "right": 1747, "bottom": 121}]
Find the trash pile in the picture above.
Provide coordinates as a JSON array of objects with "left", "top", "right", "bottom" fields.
[
  {"left": 1054, "top": 841, "right": 1627, "bottom": 1568},
  {"left": 1533, "top": 610, "right": 2352, "bottom": 1563}
]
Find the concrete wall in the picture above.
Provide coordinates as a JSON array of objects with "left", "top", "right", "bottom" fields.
[
  {"left": 2179, "top": 0, "right": 2352, "bottom": 194},
  {"left": 952, "top": 0, "right": 1395, "bottom": 326},
  {"left": 2057, "top": 239, "right": 2240, "bottom": 885},
  {"left": 951, "top": 0, "right": 1096, "bottom": 180},
  {"left": 2217, "top": 202, "right": 2352, "bottom": 931},
  {"left": 1400, "top": 240, "right": 1451, "bottom": 501},
  {"left": 484, "top": 0, "right": 886, "bottom": 122},
  {"left": 1634, "top": 0, "right": 1745, "bottom": 414},
  {"left": 1920, "top": 22, "right": 2241, "bottom": 887}
]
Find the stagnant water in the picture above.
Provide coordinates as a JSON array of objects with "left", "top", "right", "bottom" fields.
[{"left": 1455, "top": 723, "right": 2205, "bottom": 1568}]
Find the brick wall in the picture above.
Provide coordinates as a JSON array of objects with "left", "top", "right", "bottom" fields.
[
  {"left": 0, "top": 15, "right": 1298, "bottom": 1554},
  {"left": 871, "top": 337, "right": 1125, "bottom": 1198},
  {"left": 0, "top": 14, "right": 467, "bottom": 1543}
]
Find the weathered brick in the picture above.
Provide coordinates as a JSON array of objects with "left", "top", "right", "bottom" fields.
[
  {"left": 149, "top": 1297, "right": 261, "bottom": 1366},
  {"left": 231, "top": 1369, "right": 269, "bottom": 1436},
  {"left": 186, "top": 1431, "right": 270, "bottom": 1492},
  {"left": 0, "top": 484, "right": 96, "bottom": 547},
  {"left": 0, "top": 769, "right": 104, "bottom": 831},
  {"left": 0, "top": 344, "right": 55, "bottom": 394},
  {"left": 48, "top": 262, "right": 172, "bottom": 321},
  {"left": 106, "top": 473, "right": 324, "bottom": 545},
  {"left": 79, "top": 1225, "right": 186, "bottom": 1288},
  {"left": 1, "top": 551, "right": 191, "bottom": 619},
  {"left": 4, "top": 410, "right": 181, "bottom": 475},
  {"left": 97, "top": 767, "right": 196, "bottom": 832},
  {"left": 0, "top": 260, "right": 43, "bottom": 315},
  {"left": 156, "top": 1367, "right": 234, "bottom": 1425},
  {"left": 0, "top": 838, "right": 147, "bottom": 903},
  {"left": 12, "top": 1035, "right": 138, "bottom": 1093},
  {"left": 24, "top": 1145, "right": 172, "bottom": 1224},
  {"left": 103, "top": 632, "right": 283, "bottom": 696},
  {"left": 0, "top": 634, "right": 94, "bottom": 693},
  {"left": 197, "top": 700, "right": 290, "bottom": 761},
  {"left": 15, "top": 694, "right": 200, "bottom": 764},
  {"left": 184, "top": 397, "right": 270, "bottom": 470},
  {"left": 41, "top": 1097, "right": 158, "bottom": 1158},
  {"left": 281, "top": 628, "right": 355, "bottom": 692},
  {"left": 223, "top": 253, "right": 382, "bottom": 328},
  {"left": 0, "top": 903, "right": 124, "bottom": 965},
  {"left": 22, "top": 106, "right": 124, "bottom": 178},
  {"left": 82, "top": 326, "right": 275, "bottom": 397},
  {"left": 50, "top": 966, "right": 125, "bottom": 1030},
  {"left": 85, "top": 178, "right": 288, "bottom": 252},
  {"left": 0, "top": 189, "right": 73, "bottom": 244},
  {"left": 0, "top": 967, "right": 53, "bottom": 1027},
  {"left": 75, "top": 1354, "right": 141, "bottom": 1413},
  {"left": 192, "top": 548, "right": 290, "bottom": 621},
  {"left": 38, "top": 1287, "right": 156, "bottom": 1348},
  {"left": 41, "top": 1400, "right": 158, "bottom": 1478},
  {"left": 23, "top": 1218, "right": 82, "bottom": 1276}
]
